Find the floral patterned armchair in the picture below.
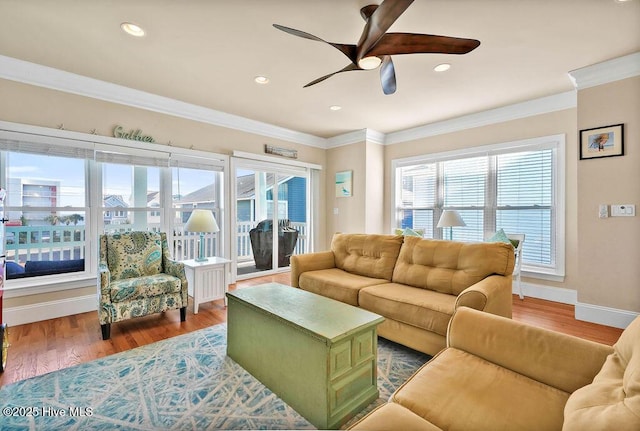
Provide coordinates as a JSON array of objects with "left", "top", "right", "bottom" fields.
[{"left": 98, "top": 231, "right": 188, "bottom": 340}]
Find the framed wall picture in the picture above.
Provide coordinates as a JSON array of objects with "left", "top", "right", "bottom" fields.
[
  {"left": 579, "top": 123, "right": 624, "bottom": 160},
  {"left": 335, "top": 170, "right": 352, "bottom": 197}
]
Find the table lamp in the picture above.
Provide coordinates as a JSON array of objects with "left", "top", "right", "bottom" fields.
[
  {"left": 184, "top": 209, "right": 219, "bottom": 262},
  {"left": 437, "top": 210, "right": 466, "bottom": 240}
]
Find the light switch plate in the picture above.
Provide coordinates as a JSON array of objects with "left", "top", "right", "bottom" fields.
[{"left": 611, "top": 204, "right": 636, "bottom": 217}]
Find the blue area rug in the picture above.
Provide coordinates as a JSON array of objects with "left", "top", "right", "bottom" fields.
[{"left": 0, "top": 324, "right": 429, "bottom": 430}]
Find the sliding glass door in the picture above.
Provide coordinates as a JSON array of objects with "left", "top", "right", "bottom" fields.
[{"left": 234, "top": 160, "right": 309, "bottom": 279}]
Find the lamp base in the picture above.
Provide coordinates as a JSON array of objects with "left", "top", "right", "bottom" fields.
[{"left": 195, "top": 233, "right": 208, "bottom": 262}]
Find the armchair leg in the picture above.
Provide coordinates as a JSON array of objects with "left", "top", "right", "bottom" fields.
[
  {"left": 180, "top": 307, "right": 187, "bottom": 322},
  {"left": 101, "top": 324, "right": 111, "bottom": 340}
]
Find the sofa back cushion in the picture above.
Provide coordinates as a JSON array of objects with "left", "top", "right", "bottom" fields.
[
  {"left": 105, "top": 231, "right": 163, "bottom": 281},
  {"left": 392, "top": 237, "right": 515, "bottom": 295},
  {"left": 331, "top": 233, "right": 403, "bottom": 281},
  {"left": 563, "top": 315, "right": 640, "bottom": 431}
]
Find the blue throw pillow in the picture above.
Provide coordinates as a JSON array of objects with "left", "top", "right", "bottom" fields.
[
  {"left": 402, "top": 227, "right": 422, "bottom": 237},
  {"left": 486, "top": 229, "right": 512, "bottom": 246}
]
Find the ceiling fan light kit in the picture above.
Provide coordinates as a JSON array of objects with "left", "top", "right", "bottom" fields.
[{"left": 273, "top": 0, "right": 480, "bottom": 95}]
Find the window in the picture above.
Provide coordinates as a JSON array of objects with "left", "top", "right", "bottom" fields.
[
  {"left": 1, "top": 149, "right": 89, "bottom": 279},
  {"left": 393, "top": 135, "right": 565, "bottom": 278},
  {"left": 0, "top": 128, "right": 227, "bottom": 289},
  {"left": 171, "top": 163, "right": 224, "bottom": 260}
]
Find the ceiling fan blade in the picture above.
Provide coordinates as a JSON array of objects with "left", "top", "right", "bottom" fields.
[
  {"left": 357, "top": 0, "right": 414, "bottom": 61},
  {"left": 273, "top": 24, "right": 357, "bottom": 63},
  {"left": 303, "top": 63, "right": 362, "bottom": 88},
  {"left": 380, "top": 56, "right": 397, "bottom": 95},
  {"left": 359, "top": 4, "right": 378, "bottom": 20},
  {"left": 367, "top": 33, "right": 481, "bottom": 56}
]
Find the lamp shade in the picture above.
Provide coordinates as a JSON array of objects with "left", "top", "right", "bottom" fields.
[
  {"left": 184, "top": 209, "right": 219, "bottom": 233},
  {"left": 437, "top": 210, "right": 466, "bottom": 228}
]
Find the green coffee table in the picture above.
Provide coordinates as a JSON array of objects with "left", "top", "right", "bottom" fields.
[{"left": 226, "top": 283, "right": 384, "bottom": 430}]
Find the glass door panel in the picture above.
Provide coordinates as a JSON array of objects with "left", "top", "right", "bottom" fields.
[
  {"left": 236, "top": 169, "right": 274, "bottom": 277},
  {"left": 235, "top": 164, "right": 310, "bottom": 279}
]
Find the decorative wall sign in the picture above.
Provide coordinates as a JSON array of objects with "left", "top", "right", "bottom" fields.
[
  {"left": 579, "top": 123, "right": 624, "bottom": 160},
  {"left": 264, "top": 144, "right": 298, "bottom": 159},
  {"left": 113, "top": 125, "right": 156, "bottom": 143},
  {"left": 335, "top": 170, "right": 353, "bottom": 198}
]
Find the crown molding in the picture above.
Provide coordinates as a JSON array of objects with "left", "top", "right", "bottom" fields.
[
  {"left": 0, "top": 55, "right": 326, "bottom": 148},
  {"left": 385, "top": 91, "right": 577, "bottom": 145},
  {"left": 568, "top": 51, "right": 640, "bottom": 90},
  {"left": 326, "top": 128, "right": 385, "bottom": 148},
  {"left": 8, "top": 53, "right": 633, "bottom": 150}
]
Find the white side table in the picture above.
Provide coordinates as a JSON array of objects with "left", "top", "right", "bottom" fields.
[{"left": 182, "top": 257, "right": 232, "bottom": 314}]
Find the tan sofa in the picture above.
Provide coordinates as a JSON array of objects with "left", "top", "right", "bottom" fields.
[
  {"left": 290, "top": 233, "right": 515, "bottom": 355},
  {"left": 349, "top": 306, "right": 640, "bottom": 431}
]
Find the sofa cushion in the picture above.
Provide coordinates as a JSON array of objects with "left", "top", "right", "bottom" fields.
[
  {"left": 106, "top": 231, "right": 163, "bottom": 281},
  {"left": 331, "top": 233, "right": 403, "bottom": 281},
  {"left": 359, "top": 283, "right": 456, "bottom": 336},
  {"left": 109, "top": 274, "right": 182, "bottom": 302},
  {"left": 391, "top": 237, "right": 515, "bottom": 295},
  {"left": 563, "top": 315, "right": 640, "bottom": 431},
  {"left": 393, "top": 347, "right": 570, "bottom": 431},
  {"left": 299, "top": 268, "right": 388, "bottom": 306},
  {"left": 348, "top": 403, "right": 442, "bottom": 431}
]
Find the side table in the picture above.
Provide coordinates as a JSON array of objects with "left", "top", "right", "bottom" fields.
[{"left": 181, "top": 257, "right": 231, "bottom": 314}]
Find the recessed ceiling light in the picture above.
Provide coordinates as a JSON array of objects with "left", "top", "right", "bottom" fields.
[
  {"left": 254, "top": 76, "right": 270, "bottom": 84},
  {"left": 121, "top": 22, "right": 145, "bottom": 37},
  {"left": 434, "top": 63, "right": 451, "bottom": 72},
  {"left": 329, "top": 105, "right": 342, "bottom": 111}
]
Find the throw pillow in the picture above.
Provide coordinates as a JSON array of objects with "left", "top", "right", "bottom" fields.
[
  {"left": 486, "top": 229, "right": 512, "bottom": 246},
  {"left": 401, "top": 227, "right": 422, "bottom": 237}
]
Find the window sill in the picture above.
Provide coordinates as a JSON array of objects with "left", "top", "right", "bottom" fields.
[
  {"left": 521, "top": 269, "right": 565, "bottom": 283},
  {"left": 3, "top": 272, "right": 96, "bottom": 298}
]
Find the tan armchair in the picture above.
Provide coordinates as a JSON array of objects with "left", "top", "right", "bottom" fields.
[{"left": 98, "top": 231, "right": 188, "bottom": 340}]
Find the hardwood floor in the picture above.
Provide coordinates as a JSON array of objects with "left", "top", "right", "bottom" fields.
[{"left": 0, "top": 272, "right": 623, "bottom": 387}]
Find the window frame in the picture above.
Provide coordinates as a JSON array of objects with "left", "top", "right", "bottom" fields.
[{"left": 391, "top": 134, "right": 566, "bottom": 280}]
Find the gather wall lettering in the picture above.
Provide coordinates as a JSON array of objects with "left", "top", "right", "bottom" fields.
[{"left": 113, "top": 125, "right": 155, "bottom": 143}]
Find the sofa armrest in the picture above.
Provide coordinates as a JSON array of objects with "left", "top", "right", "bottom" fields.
[
  {"left": 447, "top": 307, "right": 614, "bottom": 393},
  {"left": 455, "top": 274, "right": 512, "bottom": 318},
  {"left": 290, "top": 251, "right": 336, "bottom": 287}
]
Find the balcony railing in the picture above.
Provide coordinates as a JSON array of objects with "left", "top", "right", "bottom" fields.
[{"left": 5, "top": 221, "right": 308, "bottom": 269}]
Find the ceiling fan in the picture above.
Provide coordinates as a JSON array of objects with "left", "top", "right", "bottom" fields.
[{"left": 273, "top": 0, "right": 480, "bottom": 95}]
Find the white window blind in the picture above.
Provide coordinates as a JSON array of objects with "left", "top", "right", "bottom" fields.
[
  {"left": 442, "top": 156, "right": 487, "bottom": 242},
  {"left": 496, "top": 149, "right": 554, "bottom": 268},
  {"left": 398, "top": 164, "right": 436, "bottom": 237}
]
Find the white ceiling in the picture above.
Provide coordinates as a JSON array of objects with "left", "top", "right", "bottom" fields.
[{"left": 1, "top": 0, "right": 639, "bottom": 139}]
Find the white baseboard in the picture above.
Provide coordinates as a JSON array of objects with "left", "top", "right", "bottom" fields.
[
  {"left": 4, "top": 294, "right": 96, "bottom": 326},
  {"left": 575, "top": 302, "right": 639, "bottom": 329},
  {"left": 517, "top": 282, "right": 577, "bottom": 305},
  {"left": 518, "top": 282, "right": 638, "bottom": 329}
]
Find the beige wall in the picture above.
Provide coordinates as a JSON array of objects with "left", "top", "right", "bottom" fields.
[
  {"left": 576, "top": 77, "right": 640, "bottom": 312},
  {"left": 384, "top": 109, "right": 579, "bottom": 293},
  {"left": 325, "top": 142, "right": 366, "bottom": 241},
  {"left": 365, "top": 141, "right": 385, "bottom": 234},
  {"left": 324, "top": 139, "right": 386, "bottom": 245}
]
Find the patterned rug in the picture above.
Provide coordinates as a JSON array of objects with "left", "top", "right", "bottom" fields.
[{"left": 0, "top": 324, "right": 430, "bottom": 430}]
